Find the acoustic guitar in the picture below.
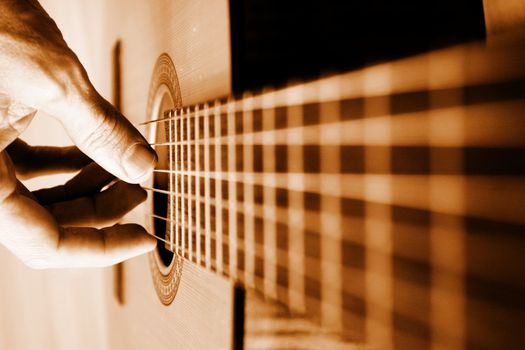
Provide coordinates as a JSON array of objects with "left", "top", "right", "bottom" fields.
[{"left": 0, "top": 1, "right": 524, "bottom": 350}]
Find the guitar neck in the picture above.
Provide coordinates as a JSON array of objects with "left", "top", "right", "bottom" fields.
[
  {"left": 147, "top": 40, "right": 525, "bottom": 341},
  {"left": 150, "top": 87, "right": 356, "bottom": 317}
]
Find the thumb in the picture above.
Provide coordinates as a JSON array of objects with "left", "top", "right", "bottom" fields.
[
  {"left": 0, "top": 94, "right": 37, "bottom": 151},
  {"left": 47, "top": 91, "right": 157, "bottom": 184}
]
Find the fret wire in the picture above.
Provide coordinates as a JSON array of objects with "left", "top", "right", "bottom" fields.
[
  {"left": 149, "top": 171, "right": 385, "bottom": 202},
  {"left": 150, "top": 212, "right": 285, "bottom": 255},
  {"left": 214, "top": 99, "right": 223, "bottom": 274},
  {"left": 136, "top": 92, "right": 332, "bottom": 127},
  {"left": 227, "top": 99, "right": 237, "bottom": 279},
  {"left": 319, "top": 94, "right": 343, "bottom": 327},
  {"left": 147, "top": 106, "right": 500, "bottom": 149},
  {"left": 168, "top": 116, "right": 174, "bottom": 251},
  {"left": 287, "top": 94, "right": 306, "bottom": 313},
  {"left": 147, "top": 213, "right": 339, "bottom": 290},
  {"left": 138, "top": 46, "right": 525, "bottom": 347},
  {"left": 137, "top": 91, "right": 361, "bottom": 129},
  {"left": 139, "top": 101, "right": 238, "bottom": 127},
  {"left": 148, "top": 190, "right": 247, "bottom": 220},
  {"left": 203, "top": 104, "right": 212, "bottom": 269},
  {"left": 195, "top": 104, "right": 201, "bottom": 265},
  {"left": 147, "top": 119, "right": 354, "bottom": 147},
  {"left": 146, "top": 172, "right": 492, "bottom": 235},
  {"left": 243, "top": 93, "right": 255, "bottom": 288},
  {"left": 137, "top": 69, "right": 496, "bottom": 128},
  {"left": 365, "top": 67, "right": 394, "bottom": 345},
  {"left": 138, "top": 105, "right": 206, "bottom": 126},
  {"left": 262, "top": 92, "right": 277, "bottom": 299},
  {"left": 174, "top": 109, "right": 179, "bottom": 253},
  {"left": 180, "top": 108, "right": 186, "bottom": 257},
  {"left": 139, "top": 75, "right": 493, "bottom": 129},
  {"left": 138, "top": 102, "right": 225, "bottom": 127},
  {"left": 186, "top": 106, "right": 193, "bottom": 262},
  {"left": 146, "top": 114, "right": 342, "bottom": 145},
  {"left": 147, "top": 190, "right": 218, "bottom": 208}
]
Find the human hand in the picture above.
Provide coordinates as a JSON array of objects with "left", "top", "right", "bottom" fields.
[
  {"left": 0, "top": 0, "right": 157, "bottom": 268},
  {"left": 0, "top": 0, "right": 157, "bottom": 182}
]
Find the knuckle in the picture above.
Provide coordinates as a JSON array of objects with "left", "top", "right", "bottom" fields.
[{"left": 81, "top": 107, "right": 122, "bottom": 154}]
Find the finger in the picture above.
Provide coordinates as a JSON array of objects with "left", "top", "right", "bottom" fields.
[
  {"left": 52, "top": 224, "right": 156, "bottom": 268},
  {"left": 33, "top": 162, "right": 114, "bottom": 205},
  {"left": 44, "top": 92, "right": 157, "bottom": 184},
  {"left": 0, "top": 95, "right": 36, "bottom": 151},
  {"left": 0, "top": 149, "right": 61, "bottom": 268},
  {"left": 0, "top": 151, "right": 34, "bottom": 203},
  {"left": 7, "top": 138, "right": 91, "bottom": 179},
  {"left": 0, "top": 151, "right": 18, "bottom": 200},
  {"left": 0, "top": 153, "right": 155, "bottom": 269},
  {"left": 47, "top": 181, "right": 147, "bottom": 228}
]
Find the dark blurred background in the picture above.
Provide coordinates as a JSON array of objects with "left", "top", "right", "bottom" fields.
[{"left": 230, "top": 0, "right": 486, "bottom": 92}]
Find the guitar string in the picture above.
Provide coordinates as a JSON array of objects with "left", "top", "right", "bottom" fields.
[
  {"left": 135, "top": 78, "right": 518, "bottom": 128},
  {"left": 144, "top": 167, "right": 348, "bottom": 281},
  {"left": 144, "top": 125, "right": 374, "bottom": 309},
  {"left": 143, "top": 100, "right": 346, "bottom": 288},
  {"left": 142, "top": 95, "right": 341, "bottom": 303},
  {"left": 149, "top": 130, "right": 333, "bottom": 287},
  {"left": 145, "top": 120, "right": 351, "bottom": 147},
  {"left": 147, "top": 117, "right": 376, "bottom": 304},
  {"left": 145, "top": 181, "right": 317, "bottom": 217},
  {"left": 135, "top": 95, "right": 321, "bottom": 127},
  {"left": 145, "top": 211, "right": 348, "bottom": 295},
  {"left": 137, "top": 102, "right": 226, "bottom": 126},
  {"left": 147, "top": 210, "right": 322, "bottom": 267},
  {"left": 136, "top": 50, "right": 525, "bottom": 341},
  {"left": 134, "top": 89, "right": 451, "bottom": 129},
  {"left": 147, "top": 128, "right": 310, "bottom": 146},
  {"left": 135, "top": 67, "right": 347, "bottom": 128},
  {"left": 143, "top": 228, "right": 172, "bottom": 246},
  {"left": 142, "top": 131, "right": 444, "bottom": 305},
  {"left": 135, "top": 83, "right": 394, "bottom": 128},
  {"left": 135, "top": 75, "right": 523, "bottom": 133},
  {"left": 144, "top": 185, "right": 334, "bottom": 254}
]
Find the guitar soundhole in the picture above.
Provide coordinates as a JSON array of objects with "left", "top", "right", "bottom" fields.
[{"left": 146, "top": 53, "right": 184, "bottom": 305}]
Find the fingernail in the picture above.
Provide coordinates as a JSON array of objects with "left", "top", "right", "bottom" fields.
[{"left": 123, "top": 143, "right": 157, "bottom": 181}]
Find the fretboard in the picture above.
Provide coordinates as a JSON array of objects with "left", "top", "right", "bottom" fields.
[{"left": 145, "top": 40, "right": 525, "bottom": 347}]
